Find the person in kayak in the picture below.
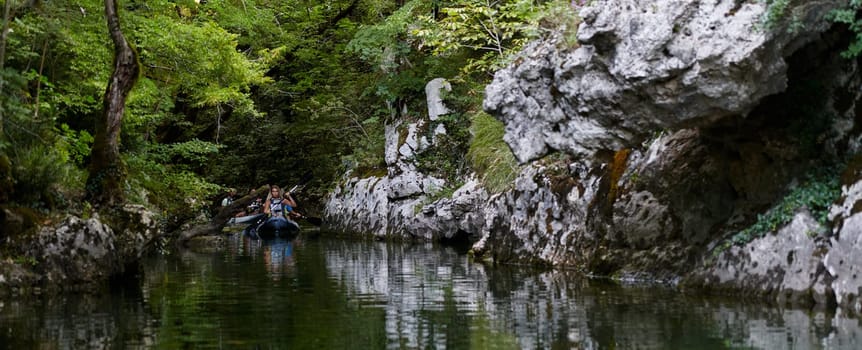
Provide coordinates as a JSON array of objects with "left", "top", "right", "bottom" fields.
[{"left": 264, "top": 185, "right": 297, "bottom": 218}]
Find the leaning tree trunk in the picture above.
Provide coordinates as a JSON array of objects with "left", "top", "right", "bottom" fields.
[{"left": 86, "top": 0, "right": 140, "bottom": 207}]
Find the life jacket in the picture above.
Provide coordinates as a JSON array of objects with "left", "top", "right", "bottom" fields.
[{"left": 270, "top": 198, "right": 285, "bottom": 217}]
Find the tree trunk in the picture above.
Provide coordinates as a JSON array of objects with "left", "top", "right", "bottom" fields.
[{"left": 86, "top": 0, "right": 140, "bottom": 207}]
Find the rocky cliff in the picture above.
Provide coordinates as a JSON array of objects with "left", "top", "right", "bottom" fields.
[{"left": 325, "top": 0, "right": 862, "bottom": 313}]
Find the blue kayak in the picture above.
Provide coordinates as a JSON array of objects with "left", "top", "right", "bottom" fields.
[{"left": 247, "top": 216, "right": 300, "bottom": 239}]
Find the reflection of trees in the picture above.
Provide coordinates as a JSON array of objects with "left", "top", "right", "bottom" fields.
[{"left": 139, "top": 236, "right": 392, "bottom": 349}]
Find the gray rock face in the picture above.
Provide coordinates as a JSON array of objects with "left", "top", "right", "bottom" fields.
[
  {"left": 612, "top": 190, "right": 674, "bottom": 249},
  {"left": 325, "top": 177, "right": 390, "bottom": 237},
  {"left": 391, "top": 179, "right": 488, "bottom": 241},
  {"left": 697, "top": 212, "right": 826, "bottom": 305},
  {"left": 478, "top": 162, "right": 602, "bottom": 265},
  {"left": 28, "top": 216, "right": 120, "bottom": 285},
  {"left": 0, "top": 205, "right": 159, "bottom": 293},
  {"left": 325, "top": 78, "right": 477, "bottom": 241},
  {"left": 484, "top": 0, "right": 841, "bottom": 162},
  {"left": 824, "top": 178, "right": 862, "bottom": 313},
  {"left": 686, "top": 174, "right": 862, "bottom": 311},
  {"left": 425, "top": 78, "right": 451, "bottom": 120}
]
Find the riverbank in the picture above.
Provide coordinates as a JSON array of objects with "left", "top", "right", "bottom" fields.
[{"left": 0, "top": 205, "right": 159, "bottom": 295}]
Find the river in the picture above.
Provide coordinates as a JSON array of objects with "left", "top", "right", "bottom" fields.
[{"left": 0, "top": 233, "right": 859, "bottom": 349}]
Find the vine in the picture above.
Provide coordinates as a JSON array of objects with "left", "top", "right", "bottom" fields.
[{"left": 713, "top": 167, "right": 841, "bottom": 256}]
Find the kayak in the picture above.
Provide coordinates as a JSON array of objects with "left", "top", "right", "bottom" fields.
[{"left": 245, "top": 216, "right": 300, "bottom": 239}]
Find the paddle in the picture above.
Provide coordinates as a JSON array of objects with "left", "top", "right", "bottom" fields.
[
  {"left": 294, "top": 212, "right": 323, "bottom": 226},
  {"left": 282, "top": 171, "right": 323, "bottom": 226}
]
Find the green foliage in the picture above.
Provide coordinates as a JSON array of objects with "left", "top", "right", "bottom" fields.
[
  {"left": 130, "top": 15, "right": 269, "bottom": 107},
  {"left": 7, "top": 144, "right": 81, "bottom": 210},
  {"left": 0, "top": 67, "right": 35, "bottom": 151},
  {"left": 714, "top": 169, "right": 841, "bottom": 254},
  {"left": 412, "top": 0, "right": 573, "bottom": 75},
  {"left": 468, "top": 111, "right": 519, "bottom": 193},
  {"left": 760, "top": 0, "right": 792, "bottom": 30},
  {"left": 347, "top": 0, "right": 423, "bottom": 71},
  {"left": 0, "top": 0, "right": 273, "bottom": 209},
  {"left": 58, "top": 124, "right": 94, "bottom": 167},
  {"left": 123, "top": 139, "right": 222, "bottom": 227},
  {"left": 0, "top": 0, "right": 568, "bottom": 226},
  {"left": 12, "top": 255, "right": 38, "bottom": 267},
  {"left": 415, "top": 115, "right": 471, "bottom": 184},
  {"left": 126, "top": 151, "right": 222, "bottom": 229},
  {"left": 827, "top": 0, "right": 862, "bottom": 58},
  {"left": 154, "top": 139, "right": 223, "bottom": 169},
  {"left": 537, "top": 0, "right": 582, "bottom": 48},
  {"left": 415, "top": 87, "right": 473, "bottom": 184}
]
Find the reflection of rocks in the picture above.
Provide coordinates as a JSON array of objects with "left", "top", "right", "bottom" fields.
[
  {"left": 320, "top": 239, "right": 862, "bottom": 349},
  {"left": 322, "top": 239, "right": 488, "bottom": 348},
  {"left": 1, "top": 293, "right": 157, "bottom": 348},
  {"left": 709, "top": 305, "right": 862, "bottom": 350},
  {"left": 5, "top": 236, "right": 861, "bottom": 348},
  {"left": 185, "top": 235, "right": 226, "bottom": 253}
]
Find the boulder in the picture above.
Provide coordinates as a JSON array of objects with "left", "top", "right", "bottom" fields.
[{"left": 0, "top": 204, "right": 159, "bottom": 293}]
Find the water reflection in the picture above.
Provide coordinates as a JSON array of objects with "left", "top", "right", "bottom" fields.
[{"left": 0, "top": 235, "right": 860, "bottom": 349}]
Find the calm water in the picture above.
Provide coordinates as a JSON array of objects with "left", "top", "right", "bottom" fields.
[{"left": 1, "top": 233, "right": 860, "bottom": 349}]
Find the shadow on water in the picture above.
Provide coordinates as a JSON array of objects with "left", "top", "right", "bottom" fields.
[{"left": 1, "top": 233, "right": 860, "bottom": 349}]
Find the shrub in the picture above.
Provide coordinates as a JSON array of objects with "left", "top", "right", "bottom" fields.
[
  {"left": 8, "top": 144, "right": 81, "bottom": 210},
  {"left": 126, "top": 151, "right": 222, "bottom": 230}
]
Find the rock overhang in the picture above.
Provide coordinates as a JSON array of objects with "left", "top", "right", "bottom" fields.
[{"left": 484, "top": 0, "right": 843, "bottom": 163}]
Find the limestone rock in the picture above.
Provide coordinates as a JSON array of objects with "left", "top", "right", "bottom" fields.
[
  {"left": 324, "top": 176, "right": 390, "bottom": 237},
  {"left": 484, "top": 0, "right": 842, "bottom": 162},
  {"left": 426, "top": 78, "right": 452, "bottom": 120},
  {"left": 0, "top": 205, "right": 159, "bottom": 293},
  {"left": 701, "top": 211, "right": 826, "bottom": 305},
  {"left": 612, "top": 190, "right": 674, "bottom": 248},
  {"left": 824, "top": 178, "right": 862, "bottom": 313},
  {"left": 396, "top": 179, "right": 488, "bottom": 241},
  {"left": 385, "top": 121, "right": 402, "bottom": 166}
]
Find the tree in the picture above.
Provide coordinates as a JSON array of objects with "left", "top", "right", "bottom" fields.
[
  {"left": 412, "top": 0, "right": 572, "bottom": 76},
  {"left": 85, "top": 0, "right": 140, "bottom": 207}
]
